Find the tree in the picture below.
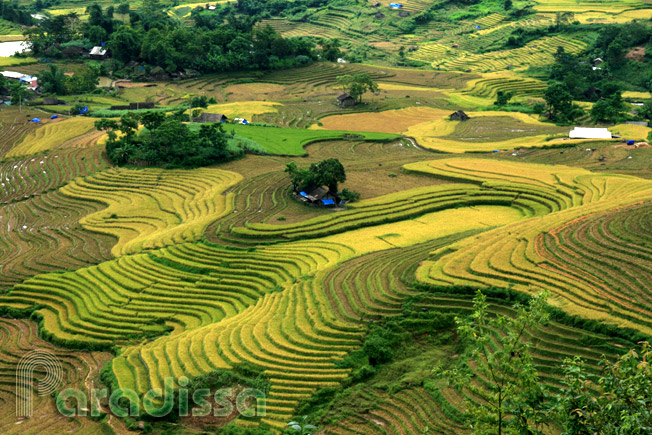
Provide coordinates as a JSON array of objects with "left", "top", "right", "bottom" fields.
[
  {"left": 310, "top": 158, "right": 346, "bottom": 193},
  {"left": 555, "top": 343, "right": 652, "bottom": 434},
  {"left": 190, "top": 95, "right": 209, "bottom": 109},
  {"left": 39, "top": 65, "right": 67, "bottom": 95},
  {"left": 336, "top": 74, "right": 379, "bottom": 103},
  {"left": 435, "top": 291, "right": 551, "bottom": 435},
  {"left": 109, "top": 26, "right": 142, "bottom": 63},
  {"left": 591, "top": 93, "right": 627, "bottom": 124},
  {"left": 494, "top": 90, "right": 513, "bottom": 106},
  {"left": 544, "top": 82, "right": 583, "bottom": 123},
  {"left": 64, "top": 66, "right": 99, "bottom": 95},
  {"left": 285, "top": 158, "right": 347, "bottom": 193},
  {"left": 9, "top": 81, "right": 28, "bottom": 109},
  {"left": 321, "top": 38, "right": 342, "bottom": 62},
  {"left": 116, "top": 3, "right": 130, "bottom": 15}
]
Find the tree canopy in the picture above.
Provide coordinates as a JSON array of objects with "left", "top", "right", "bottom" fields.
[
  {"left": 95, "top": 111, "right": 240, "bottom": 168},
  {"left": 285, "top": 158, "right": 347, "bottom": 193},
  {"left": 336, "top": 74, "right": 379, "bottom": 103},
  {"left": 24, "top": 3, "right": 319, "bottom": 75}
]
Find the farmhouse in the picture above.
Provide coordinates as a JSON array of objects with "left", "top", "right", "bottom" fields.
[
  {"left": 450, "top": 110, "right": 470, "bottom": 121},
  {"left": 569, "top": 127, "right": 612, "bottom": 139},
  {"left": 295, "top": 186, "right": 340, "bottom": 206},
  {"left": 193, "top": 113, "right": 228, "bottom": 123},
  {"left": 109, "top": 102, "right": 156, "bottom": 110},
  {"left": 1, "top": 71, "right": 38, "bottom": 89},
  {"left": 89, "top": 46, "right": 108, "bottom": 60},
  {"left": 337, "top": 94, "right": 356, "bottom": 108}
]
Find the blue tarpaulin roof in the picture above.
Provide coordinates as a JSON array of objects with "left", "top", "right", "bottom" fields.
[
  {"left": 389, "top": 3, "right": 402, "bottom": 8},
  {"left": 51, "top": 115, "right": 58, "bottom": 119},
  {"left": 29, "top": 118, "right": 40, "bottom": 122},
  {"left": 321, "top": 199, "right": 336, "bottom": 205},
  {"left": 299, "top": 191, "right": 308, "bottom": 197},
  {"left": 475, "top": 25, "right": 481, "bottom": 29},
  {"left": 627, "top": 140, "right": 635, "bottom": 145}
]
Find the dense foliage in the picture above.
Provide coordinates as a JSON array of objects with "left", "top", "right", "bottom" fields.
[
  {"left": 96, "top": 111, "right": 241, "bottom": 168},
  {"left": 24, "top": 1, "right": 319, "bottom": 74},
  {"left": 0, "top": 0, "right": 34, "bottom": 26},
  {"left": 285, "top": 158, "right": 347, "bottom": 193},
  {"left": 38, "top": 65, "right": 99, "bottom": 96}
]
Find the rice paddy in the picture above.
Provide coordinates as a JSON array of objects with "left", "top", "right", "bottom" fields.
[
  {"left": 6, "top": 117, "right": 98, "bottom": 158},
  {"left": 62, "top": 167, "right": 242, "bottom": 256},
  {"left": 2, "top": 0, "right": 652, "bottom": 430}
]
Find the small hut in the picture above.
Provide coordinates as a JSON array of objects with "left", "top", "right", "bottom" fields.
[
  {"left": 296, "top": 186, "right": 340, "bottom": 207},
  {"left": 89, "top": 46, "right": 108, "bottom": 60},
  {"left": 337, "top": 94, "right": 356, "bottom": 108},
  {"left": 398, "top": 11, "right": 410, "bottom": 17},
  {"left": 193, "top": 113, "right": 228, "bottom": 123},
  {"left": 450, "top": 110, "right": 470, "bottom": 121}
]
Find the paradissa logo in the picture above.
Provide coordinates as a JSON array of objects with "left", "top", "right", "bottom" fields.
[{"left": 55, "top": 376, "right": 266, "bottom": 419}]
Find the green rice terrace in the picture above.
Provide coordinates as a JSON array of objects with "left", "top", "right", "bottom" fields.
[{"left": 2, "top": 0, "right": 652, "bottom": 433}]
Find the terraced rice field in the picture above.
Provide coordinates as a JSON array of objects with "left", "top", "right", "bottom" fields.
[
  {"left": 0, "top": 146, "right": 114, "bottom": 288},
  {"left": 315, "top": 107, "right": 578, "bottom": 153},
  {"left": 410, "top": 35, "right": 588, "bottom": 72},
  {"left": 62, "top": 167, "right": 242, "bottom": 256},
  {"left": 193, "top": 101, "right": 282, "bottom": 120},
  {"left": 0, "top": 317, "right": 120, "bottom": 434},
  {"left": 412, "top": 158, "right": 652, "bottom": 335},
  {"left": 6, "top": 117, "right": 98, "bottom": 158},
  {"left": 3, "top": 121, "right": 652, "bottom": 432},
  {"left": 532, "top": 0, "right": 647, "bottom": 13},
  {"left": 0, "top": 110, "right": 40, "bottom": 158},
  {"left": 3, "top": 4, "right": 652, "bottom": 425}
]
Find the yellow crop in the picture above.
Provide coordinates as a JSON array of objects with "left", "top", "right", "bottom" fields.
[
  {"left": 322, "top": 205, "right": 525, "bottom": 256},
  {"left": 61, "top": 167, "right": 242, "bottom": 256},
  {"left": 196, "top": 101, "right": 282, "bottom": 120},
  {"left": 6, "top": 117, "right": 96, "bottom": 158}
]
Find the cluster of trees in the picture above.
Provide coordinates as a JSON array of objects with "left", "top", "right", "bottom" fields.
[
  {"left": 538, "top": 22, "right": 652, "bottom": 124},
  {"left": 24, "top": 1, "right": 323, "bottom": 74},
  {"left": 96, "top": 111, "right": 241, "bottom": 168},
  {"left": 0, "top": 75, "right": 30, "bottom": 107},
  {"left": 0, "top": 1, "right": 34, "bottom": 26},
  {"left": 38, "top": 65, "right": 99, "bottom": 96},
  {"left": 542, "top": 46, "right": 634, "bottom": 124},
  {"left": 439, "top": 290, "right": 652, "bottom": 434}
]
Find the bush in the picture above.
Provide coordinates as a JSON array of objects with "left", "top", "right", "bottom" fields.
[
  {"left": 340, "top": 188, "right": 360, "bottom": 202},
  {"left": 363, "top": 334, "right": 393, "bottom": 366}
]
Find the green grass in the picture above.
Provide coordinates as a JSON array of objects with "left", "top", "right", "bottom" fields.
[{"left": 190, "top": 123, "right": 401, "bottom": 156}]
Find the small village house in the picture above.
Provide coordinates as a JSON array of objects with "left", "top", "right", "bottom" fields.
[
  {"left": 193, "top": 113, "right": 228, "bottom": 123},
  {"left": 337, "top": 94, "right": 356, "bottom": 108},
  {"left": 1, "top": 71, "right": 38, "bottom": 90},
  {"left": 295, "top": 186, "right": 340, "bottom": 207},
  {"left": 450, "top": 110, "right": 470, "bottom": 121},
  {"left": 89, "top": 46, "right": 108, "bottom": 60}
]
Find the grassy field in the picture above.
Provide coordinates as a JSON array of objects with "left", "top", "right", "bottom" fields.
[{"left": 192, "top": 123, "right": 401, "bottom": 155}]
